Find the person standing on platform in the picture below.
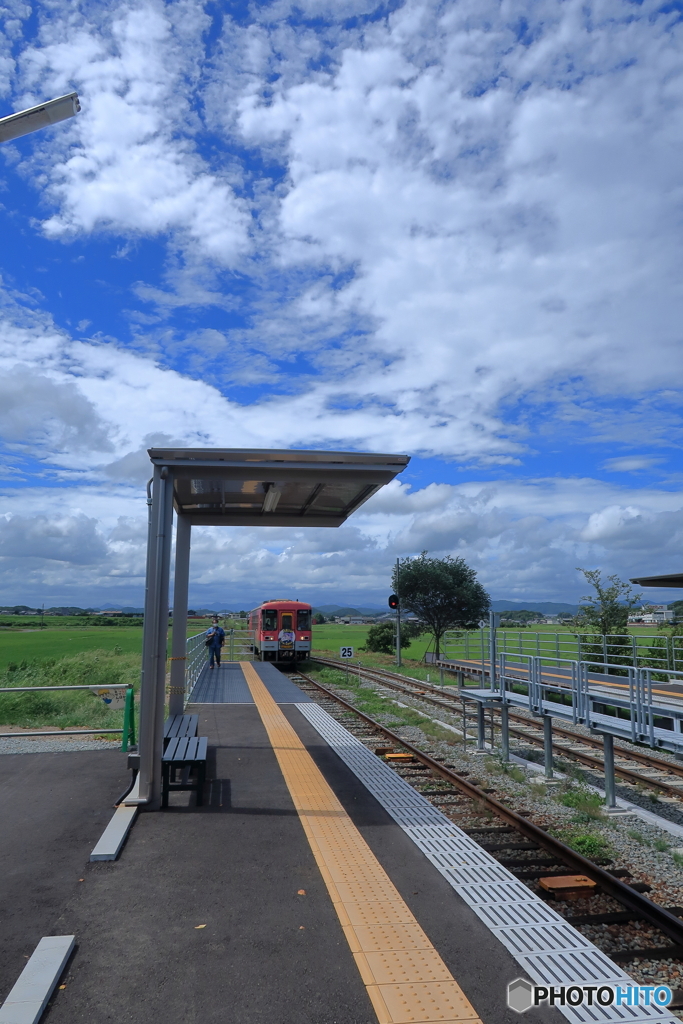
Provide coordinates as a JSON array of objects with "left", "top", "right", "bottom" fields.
[{"left": 206, "top": 617, "right": 225, "bottom": 669}]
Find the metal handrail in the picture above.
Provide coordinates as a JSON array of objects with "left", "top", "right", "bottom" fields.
[
  {"left": 183, "top": 628, "right": 257, "bottom": 703},
  {"left": 444, "top": 629, "right": 683, "bottom": 674},
  {"left": 491, "top": 653, "right": 683, "bottom": 750},
  {"left": 185, "top": 631, "right": 208, "bottom": 700}
]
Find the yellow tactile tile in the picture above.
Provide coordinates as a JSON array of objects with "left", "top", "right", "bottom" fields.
[
  {"left": 355, "top": 949, "right": 455, "bottom": 986},
  {"left": 241, "top": 663, "right": 484, "bottom": 1024},
  {"left": 345, "top": 923, "right": 434, "bottom": 953},
  {"left": 369, "top": 982, "right": 482, "bottom": 1024}
]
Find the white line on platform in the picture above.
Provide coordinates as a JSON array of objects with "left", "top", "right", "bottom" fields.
[
  {"left": 0, "top": 935, "right": 74, "bottom": 1024},
  {"left": 90, "top": 803, "right": 138, "bottom": 862}
]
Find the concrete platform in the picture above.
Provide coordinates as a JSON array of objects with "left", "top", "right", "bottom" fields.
[
  {"left": 0, "top": 750, "right": 129, "bottom": 1008},
  {"left": 189, "top": 659, "right": 314, "bottom": 704},
  {"left": 20, "top": 689, "right": 563, "bottom": 1024}
]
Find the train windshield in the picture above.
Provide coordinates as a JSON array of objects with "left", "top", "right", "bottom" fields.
[
  {"left": 262, "top": 609, "right": 278, "bottom": 630},
  {"left": 297, "top": 610, "right": 311, "bottom": 631},
  {"left": 281, "top": 613, "right": 293, "bottom": 630}
]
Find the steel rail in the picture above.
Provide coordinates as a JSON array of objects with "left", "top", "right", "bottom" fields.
[
  {"left": 312, "top": 656, "right": 683, "bottom": 793},
  {"left": 0, "top": 728, "right": 123, "bottom": 737},
  {"left": 297, "top": 668, "right": 683, "bottom": 947}
]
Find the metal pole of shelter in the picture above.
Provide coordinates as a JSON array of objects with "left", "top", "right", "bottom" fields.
[
  {"left": 603, "top": 732, "right": 617, "bottom": 808},
  {"left": 543, "top": 715, "right": 553, "bottom": 779},
  {"left": 169, "top": 514, "right": 191, "bottom": 716},
  {"left": 137, "top": 466, "right": 174, "bottom": 809}
]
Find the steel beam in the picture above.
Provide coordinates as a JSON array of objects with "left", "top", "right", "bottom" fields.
[
  {"left": 137, "top": 467, "right": 174, "bottom": 808},
  {"left": 603, "top": 732, "right": 616, "bottom": 808},
  {"left": 476, "top": 703, "right": 486, "bottom": 750},
  {"left": 169, "top": 514, "right": 191, "bottom": 716},
  {"left": 500, "top": 704, "right": 510, "bottom": 762},
  {"left": 543, "top": 714, "right": 553, "bottom": 779}
]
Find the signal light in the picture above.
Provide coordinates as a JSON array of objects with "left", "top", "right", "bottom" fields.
[{"left": 388, "top": 594, "right": 398, "bottom": 609}]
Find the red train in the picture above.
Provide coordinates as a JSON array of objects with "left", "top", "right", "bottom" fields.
[{"left": 249, "top": 599, "right": 312, "bottom": 662}]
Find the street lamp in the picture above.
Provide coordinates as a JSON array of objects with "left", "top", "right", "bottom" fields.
[{"left": 0, "top": 92, "right": 80, "bottom": 144}]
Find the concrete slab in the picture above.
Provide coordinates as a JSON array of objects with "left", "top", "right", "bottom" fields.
[
  {"left": 89, "top": 804, "right": 137, "bottom": 862},
  {"left": 0, "top": 935, "right": 74, "bottom": 1024}
]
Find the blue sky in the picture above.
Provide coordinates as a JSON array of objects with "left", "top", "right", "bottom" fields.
[{"left": 0, "top": 0, "right": 682, "bottom": 609}]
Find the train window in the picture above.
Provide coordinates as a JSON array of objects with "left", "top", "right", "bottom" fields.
[
  {"left": 262, "top": 609, "right": 278, "bottom": 630},
  {"left": 281, "top": 613, "right": 293, "bottom": 630},
  {"left": 297, "top": 610, "right": 311, "bottom": 631}
]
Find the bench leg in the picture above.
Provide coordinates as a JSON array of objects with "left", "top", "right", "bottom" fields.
[
  {"left": 162, "top": 763, "right": 170, "bottom": 809},
  {"left": 196, "top": 762, "right": 206, "bottom": 807}
]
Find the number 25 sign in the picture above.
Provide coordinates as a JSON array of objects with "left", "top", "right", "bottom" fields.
[{"left": 339, "top": 646, "right": 354, "bottom": 659}]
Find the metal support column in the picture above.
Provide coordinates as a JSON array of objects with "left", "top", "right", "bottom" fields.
[
  {"left": 168, "top": 514, "right": 191, "bottom": 716},
  {"left": 543, "top": 714, "right": 553, "bottom": 779},
  {"left": 137, "top": 466, "right": 174, "bottom": 809},
  {"left": 603, "top": 732, "right": 616, "bottom": 808},
  {"left": 395, "top": 558, "right": 401, "bottom": 667},
  {"left": 489, "top": 610, "right": 497, "bottom": 691},
  {"left": 500, "top": 704, "right": 509, "bottom": 762},
  {"left": 476, "top": 703, "right": 486, "bottom": 751}
]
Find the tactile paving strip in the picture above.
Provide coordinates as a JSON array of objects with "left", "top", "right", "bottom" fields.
[
  {"left": 241, "top": 662, "right": 483, "bottom": 1024},
  {"left": 296, "top": 702, "right": 677, "bottom": 1024}
]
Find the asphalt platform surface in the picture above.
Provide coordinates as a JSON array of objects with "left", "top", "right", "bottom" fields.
[
  {"left": 0, "top": 698, "right": 565, "bottom": 1024},
  {"left": 0, "top": 750, "right": 129, "bottom": 1004}
]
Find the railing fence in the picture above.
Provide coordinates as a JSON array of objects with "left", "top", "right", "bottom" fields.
[
  {"left": 443, "top": 629, "right": 683, "bottom": 676},
  {"left": 184, "top": 629, "right": 256, "bottom": 703}
]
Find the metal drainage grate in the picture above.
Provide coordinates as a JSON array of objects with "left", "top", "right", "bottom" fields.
[{"left": 295, "top": 702, "right": 676, "bottom": 1024}]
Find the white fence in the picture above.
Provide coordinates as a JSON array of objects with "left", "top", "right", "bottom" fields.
[{"left": 443, "top": 629, "right": 683, "bottom": 675}]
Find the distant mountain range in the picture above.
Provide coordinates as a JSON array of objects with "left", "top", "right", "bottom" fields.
[
  {"left": 491, "top": 601, "right": 579, "bottom": 615},
  {"left": 313, "top": 601, "right": 579, "bottom": 618},
  {"left": 313, "top": 604, "right": 384, "bottom": 617}
]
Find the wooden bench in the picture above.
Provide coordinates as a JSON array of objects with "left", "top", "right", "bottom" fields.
[
  {"left": 162, "top": 735, "right": 208, "bottom": 808},
  {"left": 163, "top": 713, "right": 198, "bottom": 749}
]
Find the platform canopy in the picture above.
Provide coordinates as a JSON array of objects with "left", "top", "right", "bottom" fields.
[
  {"left": 630, "top": 572, "right": 683, "bottom": 588},
  {"left": 148, "top": 447, "right": 410, "bottom": 527},
  {"left": 135, "top": 447, "right": 410, "bottom": 809}
]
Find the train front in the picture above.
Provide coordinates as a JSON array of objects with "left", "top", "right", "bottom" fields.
[{"left": 256, "top": 600, "right": 312, "bottom": 662}]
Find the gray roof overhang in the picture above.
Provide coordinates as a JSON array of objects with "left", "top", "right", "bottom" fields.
[
  {"left": 148, "top": 448, "right": 410, "bottom": 527},
  {"left": 630, "top": 573, "right": 683, "bottom": 589}
]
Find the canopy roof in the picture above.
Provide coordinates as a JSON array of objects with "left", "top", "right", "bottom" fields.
[
  {"left": 148, "top": 447, "right": 410, "bottom": 528},
  {"left": 630, "top": 572, "right": 683, "bottom": 589}
]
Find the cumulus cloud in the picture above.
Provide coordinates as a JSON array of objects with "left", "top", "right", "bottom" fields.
[
  {"left": 1, "top": 0, "right": 683, "bottom": 605},
  {"left": 15, "top": 2, "right": 250, "bottom": 265},
  {"left": 0, "top": 473, "right": 681, "bottom": 607},
  {"left": 0, "top": 513, "right": 107, "bottom": 564}
]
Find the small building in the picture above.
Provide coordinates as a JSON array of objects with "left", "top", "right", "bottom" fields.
[{"left": 628, "top": 605, "right": 675, "bottom": 625}]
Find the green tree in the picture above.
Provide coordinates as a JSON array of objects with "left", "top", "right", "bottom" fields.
[
  {"left": 393, "top": 552, "right": 489, "bottom": 658},
  {"left": 575, "top": 568, "right": 641, "bottom": 635},
  {"left": 313, "top": 612, "right": 326, "bottom": 624},
  {"left": 363, "top": 619, "right": 423, "bottom": 655}
]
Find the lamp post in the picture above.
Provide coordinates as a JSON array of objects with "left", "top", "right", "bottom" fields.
[{"left": 0, "top": 92, "right": 80, "bottom": 144}]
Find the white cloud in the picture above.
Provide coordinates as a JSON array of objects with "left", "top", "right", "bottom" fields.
[
  {"left": 603, "top": 456, "right": 666, "bottom": 473},
  {"left": 0, "top": 471, "right": 680, "bottom": 607},
  {"left": 2, "top": 0, "right": 683, "bottom": 606},
  {"left": 15, "top": 2, "right": 250, "bottom": 265}
]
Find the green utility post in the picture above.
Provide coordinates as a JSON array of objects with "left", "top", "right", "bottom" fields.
[{"left": 121, "top": 686, "right": 136, "bottom": 752}]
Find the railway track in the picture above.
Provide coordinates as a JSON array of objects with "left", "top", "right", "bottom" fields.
[
  {"left": 311, "top": 655, "right": 683, "bottom": 801},
  {"left": 290, "top": 666, "right": 683, "bottom": 993}
]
